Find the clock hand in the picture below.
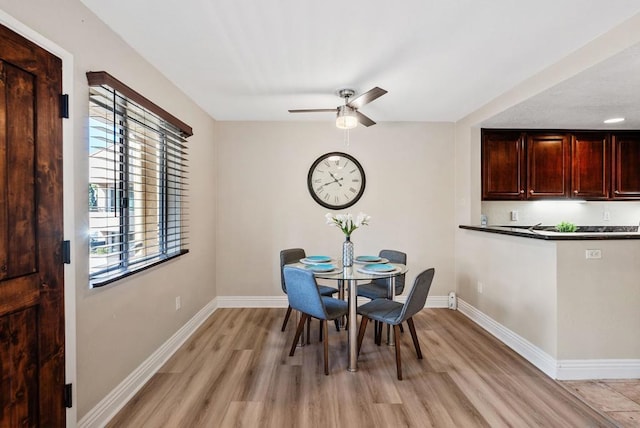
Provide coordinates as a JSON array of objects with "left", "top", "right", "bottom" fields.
[{"left": 328, "top": 172, "right": 343, "bottom": 187}]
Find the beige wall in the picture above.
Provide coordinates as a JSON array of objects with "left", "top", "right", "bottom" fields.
[
  {"left": 215, "top": 121, "right": 456, "bottom": 299},
  {"left": 0, "top": 0, "right": 217, "bottom": 419},
  {"left": 458, "top": 229, "right": 558, "bottom": 356},
  {"left": 557, "top": 240, "right": 640, "bottom": 359}
]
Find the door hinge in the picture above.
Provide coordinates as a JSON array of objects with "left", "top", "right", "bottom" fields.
[
  {"left": 62, "top": 240, "right": 71, "bottom": 264},
  {"left": 60, "top": 94, "right": 69, "bottom": 118},
  {"left": 64, "top": 383, "right": 72, "bottom": 408}
]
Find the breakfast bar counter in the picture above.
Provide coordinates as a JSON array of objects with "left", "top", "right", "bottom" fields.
[
  {"left": 459, "top": 224, "right": 640, "bottom": 240},
  {"left": 456, "top": 225, "right": 640, "bottom": 380}
]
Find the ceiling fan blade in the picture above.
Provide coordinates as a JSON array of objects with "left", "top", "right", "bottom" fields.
[
  {"left": 347, "top": 87, "right": 387, "bottom": 110},
  {"left": 288, "top": 108, "right": 337, "bottom": 113},
  {"left": 355, "top": 111, "right": 376, "bottom": 127}
]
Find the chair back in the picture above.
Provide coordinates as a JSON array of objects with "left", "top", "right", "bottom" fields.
[
  {"left": 280, "top": 248, "right": 306, "bottom": 294},
  {"left": 374, "top": 249, "right": 407, "bottom": 294},
  {"left": 283, "top": 266, "right": 327, "bottom": 320},
  {"left": 397, "top": 268, "right": 435, "bottom": 323}
]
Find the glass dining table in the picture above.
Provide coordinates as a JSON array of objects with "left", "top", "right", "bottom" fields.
[{"left": 286, "top": 260, "right": 408, "bottom": 372}]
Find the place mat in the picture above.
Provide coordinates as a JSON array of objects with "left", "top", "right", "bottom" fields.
[
  {"left": 357, "top": 263, "right": 399, "bottom": 275},
  {"left": 305, "top": 263, "right": 337, "bottom": 272},
  {"left": 355, "top": 256, "right": 389, "bottom": 264},
  {"left": 357, "top": 266, "right": 400, "bottom": 275},
  {"left": 355, "top": 255, "right": 382, "bottom": 263},
  {"left": 300, "top": 255, "right": 332, "bottom": 265},
  {"left": 312, "top": 267, "right": 343, "bottom": 276}
]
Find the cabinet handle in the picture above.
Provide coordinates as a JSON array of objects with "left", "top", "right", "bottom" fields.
[
  {"left": 520, "top": 189, "right": 524, "bottom": 194},
  {"left": 574, "top": 190, "right": 578, "bottom": 194},
  {"left": 529, "top": 189, "right": 534, "bottom": 194},
  {"left": 615, "top": 190, "right": 620, "bottom": 194}
]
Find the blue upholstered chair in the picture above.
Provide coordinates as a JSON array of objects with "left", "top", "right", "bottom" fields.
[
  {"left": 283, "top": 266, "right": 348, "bottom": 375},
  {"left": 356, "top": 268, "right": 435, "bottom": 380},
  {"left": 280, "top": 248, "right": 338, "bottom": 332},
  {"left": 356, "top": 249, "right": 407, "bottom": 300}
]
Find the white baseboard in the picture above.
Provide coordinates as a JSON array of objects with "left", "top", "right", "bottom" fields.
[
  {"left": 556, "top": 359, "right": 640, "bottom": 380},
  {"left": 217, "top": 295, "right": 450, "bottom": 308},
  {"left": 78, "top": 298, "right": 219, "bottom": 428},
  {"left": 457, "top": 299, "right": 558, "bottom": 378},
  {"left": 457, "top": 299, "right": 640, "bottom": 380}
]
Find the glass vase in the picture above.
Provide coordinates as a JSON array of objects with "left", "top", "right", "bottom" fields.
[{"left": 342, "top": 235, "right": 354, "bottom": 267}]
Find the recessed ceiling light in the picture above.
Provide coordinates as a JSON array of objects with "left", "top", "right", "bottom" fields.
[{"left": 604, "top": 117, "right": 625, "bottom": 124}]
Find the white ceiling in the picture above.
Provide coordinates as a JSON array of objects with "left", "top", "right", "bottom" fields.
[{"left": 81, "top": 0, "right": 640, "bottom": 128}]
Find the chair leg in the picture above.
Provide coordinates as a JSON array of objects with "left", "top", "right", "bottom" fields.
[
  {"left": 319, "top": 319, "right": 324, "bottom": 342},
  {"left": 393, "top": 324, "right": 402, "bottom": 380},
  {"left": 375, "top": 321, "right": 383, "bottom": 346},
  {"left": 323, "top": 320, "right": 329, "bottom": 375},
  {"left": 406, "top": 317, "right": 422, "bottom": 359},
  {"left": 357, "top": 316, "right": 369, "bottom": 356},
  {"left": 281, "top": 305, "right": 293, "bottom": 332},
  {"left": 334, "top": 319, "right": 340, "bottom": 332},
  {"left": 306, "top": 316, "right": 311, "bottom": 344},
  {"left": 373, "top": 320, "right": 378, "bottom": 343},
  {"left": 289, "top": 313, "right": 308, "bottom": 356},
  {"left": 399, "top": 323, "right": 404, "bottom": 333}
]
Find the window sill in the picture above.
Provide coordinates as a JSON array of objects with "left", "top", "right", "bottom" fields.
[{"left": 90, "top": 249, "right": 189, "bottom": 288}]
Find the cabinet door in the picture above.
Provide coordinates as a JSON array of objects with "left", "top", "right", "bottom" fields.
[
  {"left": 527, "top": 134, "right": 570, "bottom": 199},
  {"left": 481, "top": 131, "right": 525, "bottom": 200},
  {"left": 612, "top": 132, "right": 640, "bottom": 199},
  {"left": 572, "top": 132, "right": 609, "bottom": 199}
]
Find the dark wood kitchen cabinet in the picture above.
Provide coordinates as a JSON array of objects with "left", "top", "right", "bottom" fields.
[
  {"left": 611, "top": 132, "right": 640, "bottom": 199},
  {"left": 481, "top": 131, "right": 526, "bottom": 200},
  {"left": 571, "top": 132, "right": 609, "bottom": 199},
  {"left": 526, "top": 133, "right": 570, "bottom": 199},
  {"left": 482, "top": 129, "right": 640, "bottom": 201}
]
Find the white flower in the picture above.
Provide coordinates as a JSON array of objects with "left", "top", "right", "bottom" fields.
[
  {"left": 325, "top": 212, "right": 335, "bottom": 225},
  {"left": 325, "top": 212, "right": 370, "bottom": 236},
  {"left": 355, "top": 212, "right": 370, "bottom": 227}
]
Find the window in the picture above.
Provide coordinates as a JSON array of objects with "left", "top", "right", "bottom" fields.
[{"left": 87, "top": 71, "right": 192, "bottom": 287}]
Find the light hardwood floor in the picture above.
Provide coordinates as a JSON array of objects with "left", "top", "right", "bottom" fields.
[{"left": 108, "top": 308, "right": 620, "bottom": 427}]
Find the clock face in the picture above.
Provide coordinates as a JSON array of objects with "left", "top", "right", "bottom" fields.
[{"left": 307, "top": 152, "right": 366, "bottom": 209}]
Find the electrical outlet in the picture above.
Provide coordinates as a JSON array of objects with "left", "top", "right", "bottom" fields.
[
  {"left": 585, "top": 249, "right": 602, "bottom": 259},
  {"left": 175, "top": 296, "right": 181, "bottom": 310},
  {"left": 603, "top": 211, "right": 611, "bottom": 221},
  {"left": 477, "top": 281, "right": 483, "bottom": 293},
  {"left": 510, "top": 210, "right": 519, "bottom": 221}
]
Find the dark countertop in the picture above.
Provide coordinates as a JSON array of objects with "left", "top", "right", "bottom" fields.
[{"left": 459, "top": 225, "right": 640, "bottom": 240}]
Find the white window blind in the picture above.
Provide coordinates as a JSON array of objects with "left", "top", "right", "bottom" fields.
[{"left": 87, "top": 71, "right": 191, "bottom": 287}]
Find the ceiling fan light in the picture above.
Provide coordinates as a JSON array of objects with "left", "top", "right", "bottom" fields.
[{"left": 336, "top": 106, "right": 358, "bottom": 129}]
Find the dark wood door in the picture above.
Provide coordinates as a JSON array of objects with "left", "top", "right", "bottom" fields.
[
  {"left": 612, "top": 132, "right": 640, "bottom": 199},
  {"left": 571, "top": 132, "right": 609, "bottom": 199},
  {"left": 0, "top": 24, "right": 65, "bottom": 427},
  {"left": 481, "top": 131, "right": 526, "bottom": 200},
  {"left": 527, "top": 133, "right": 570, "bottom": 199}
]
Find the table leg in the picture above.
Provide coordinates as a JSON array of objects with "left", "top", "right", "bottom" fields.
[
  {"left": 338, "top": 279, "right": 346, "bottom": 329},
  {"left": 386, "top": 276, "right": 396, "bottom": 346},
  {"left": 347, "top": 277, "right": 358, "bottom": 372}
]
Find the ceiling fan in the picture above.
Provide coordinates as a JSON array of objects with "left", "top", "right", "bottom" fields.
[{"left": 288, "top": 87, "right": 388, "bottom": 129}]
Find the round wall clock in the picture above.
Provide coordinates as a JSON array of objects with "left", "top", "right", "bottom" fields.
[{"left": 307, "top": 152, "right": 366, "bottom": 210}]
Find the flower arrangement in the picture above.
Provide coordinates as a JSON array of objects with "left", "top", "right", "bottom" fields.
[{"left": 325, "top": 212, "right": 371, "bottom": 237}]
